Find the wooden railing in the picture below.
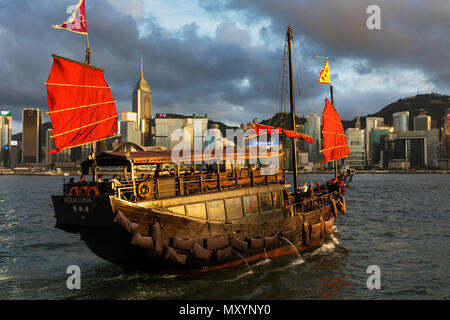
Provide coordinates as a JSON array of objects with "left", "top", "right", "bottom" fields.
[{"left": 116, "top": 168, "right": 286, "bottom": 201}]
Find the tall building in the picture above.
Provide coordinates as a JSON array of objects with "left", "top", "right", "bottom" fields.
[
  {"left": 384, "top": 129, "right": 440, "bottom": 168},
  {"left": 370, "top": 126, "right": 393, "bottom": 167},
  {"left": 445, "top": 109, "right": 450, "bottom": 162},
  {"left": 393, "top": 111, "right": 409, "bottom": 132},
  {"left": 22, "top": 108, "right": 42, "bottom": 164},
  {"left": 132, "top": 59, "right": 152, "bottom": 146},
  {"left": 120, "top": 112, "right": 141, "bottom": 145},
  {"left": 304, "top": 114, "right": 321, "bottom": 163},
  {"left": 45, "top": 128, "right": 55, "bottom": 165},
  {"left": 365, "top": 117, "right": 384, "bottom": 167},
  {"left": 345, "top": 128, "right": 365, "bottom": 168},
  {"left": 0, "top": 111, "right": 12, "bottom": 167},
  {"left": 414, "top": 114, "right": 431, "bottom": 131}
]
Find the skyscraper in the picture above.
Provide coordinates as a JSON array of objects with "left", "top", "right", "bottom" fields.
[
  {"left": 45, "top": 128, "right": 55, "bottom": 165},
  {"left": 345, "top": 128, "right": 365, "bottom": 168},
  {"left": 120, "top": 111, "right": 141, "bottom": 145},
  {"left": 0, "top": 111, "right": 12, "bottom": 167},
  {"left": 132, "top": 59, "right": 152, "bottom": 146},
  {"left": 393, "top": 111, "right": 409, "bottom": 132},
  {"left": 414, "top": 114, "right": 431, "bottom": 131},
  {"left": 365, "top": 117, "right": 384, "bottom": 167},
  {"left": 304, "top": 114, "right": 321, "bottom": 163},
  {"left": 22, "top": 108, "right": 42, "bottom": 164},
  {"left": 445, "top": 109, "right": 450, "bottom": 162}
]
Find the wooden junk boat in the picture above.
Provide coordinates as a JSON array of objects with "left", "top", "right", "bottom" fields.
[{"left": 47, "top": 17, "right": 352, "bottom": 274}]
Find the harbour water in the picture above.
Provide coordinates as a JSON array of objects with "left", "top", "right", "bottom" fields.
[{"left": 0, "top": 174, "right": 449, "bottom": 299}]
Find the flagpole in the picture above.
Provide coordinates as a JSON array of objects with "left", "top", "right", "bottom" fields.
[{"left": 85, "top": 33, "right": 91, "bottom": 65}]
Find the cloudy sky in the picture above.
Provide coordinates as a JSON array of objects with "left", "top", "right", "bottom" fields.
[{"left": 0, "top": 0, "right": 449, "bottom": 133}]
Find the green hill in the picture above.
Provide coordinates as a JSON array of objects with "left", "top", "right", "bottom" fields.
[{"left": 367, "top": 93, "right": 450, "bottom": 129}]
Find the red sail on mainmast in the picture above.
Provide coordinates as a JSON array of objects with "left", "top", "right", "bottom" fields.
[
  {"left": 321, "top": 98, "right": 349, "bottom": 163},
  {"left": 45, "top": 55, "right": 119, "bottom": 153}
]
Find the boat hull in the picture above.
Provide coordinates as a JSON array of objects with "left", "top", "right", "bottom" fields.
[{"left": 52, "top": 189, "right": 340, "bottom": 274}]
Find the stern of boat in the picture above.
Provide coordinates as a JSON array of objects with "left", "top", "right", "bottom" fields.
[{"left": 51, "top": 195, "right": 116, "bottom": 233}]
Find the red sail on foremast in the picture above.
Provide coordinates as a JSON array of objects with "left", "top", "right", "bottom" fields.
[
  {"left": 45, "top": 55, "right": 119, "bottom": 153},
  {"left": 321, "top": 98, "right": 349, "bottom": 163}
]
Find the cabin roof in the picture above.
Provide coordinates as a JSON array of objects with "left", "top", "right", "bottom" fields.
[{"left": 81, "top": 148, "right": 282, "bottom": 168}]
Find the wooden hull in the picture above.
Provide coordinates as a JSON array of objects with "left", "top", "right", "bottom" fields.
[{"left": 52, "top": 186, "right": 342, "bottom": 274}]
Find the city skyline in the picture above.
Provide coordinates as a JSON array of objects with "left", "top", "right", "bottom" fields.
[{"left": 0, "top": 0, "right": 449, "bottom": 135}]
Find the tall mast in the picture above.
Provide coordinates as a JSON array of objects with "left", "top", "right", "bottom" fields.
[
  {"left": 330, "top": 85, "right": 338, "bottom": 179},
  {"left": 287, "top": 26, "right": 299, "bottom": 190},
  {"left": 84, "top": 33, "right": 96, "bottom": 180}
]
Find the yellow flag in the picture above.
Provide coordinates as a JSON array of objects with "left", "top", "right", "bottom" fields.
[{"left": 318, "top": 59, "right": 331, "bottom": 84}]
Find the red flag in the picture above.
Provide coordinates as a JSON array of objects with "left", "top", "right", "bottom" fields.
[
  {"left": 52, "top": 0, "right": 88, "bottom": 35},
  {"left": 251, "top": 124, "right": 314, "bottom": 144},
  {"left": 321, "top": 98, "right": 349, "bottom": 163},
  {"left": 46, "top": 56, "right": 118, "bottom": 153}
]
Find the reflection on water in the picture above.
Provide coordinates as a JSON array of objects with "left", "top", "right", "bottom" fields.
[{"left": 0, "top": 174, "right": 449, "bottom": 299}]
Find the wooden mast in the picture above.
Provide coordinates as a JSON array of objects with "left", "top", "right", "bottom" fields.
[
  {"left": 330, "top": 85, "right": 338, "bottom": 179},
  {"left": 287, "top": 26, "right": 299, "bottom": 190},
  {"left": 84, "top": 33, "right": 97, "bottom": 181}
]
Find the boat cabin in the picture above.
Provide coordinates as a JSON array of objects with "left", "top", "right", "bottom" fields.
[{"left": 65, "top": 149, "right": 286, "bottom": 203}]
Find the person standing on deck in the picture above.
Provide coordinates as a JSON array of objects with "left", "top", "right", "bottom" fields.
[
  {"left": 110, "top": 174, "right": 121, "bottom": 189},
  {"left": 154, "top": 164, "right": 161, "bottom": 179}
]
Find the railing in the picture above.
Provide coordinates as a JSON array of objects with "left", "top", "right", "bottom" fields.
[
  {"left": 292, "top": 191, "right": 338, "bottom": 214},
  {"left": 116, "top": 168, "right": 286, "bottom": 201}
]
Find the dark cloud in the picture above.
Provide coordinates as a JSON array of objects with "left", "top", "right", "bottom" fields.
[
  {"left": 199, "top": 0, "right": 450, "bottom": 109},
  {"left": 0, "top": 0, "right": 449, "bottom": 134}
]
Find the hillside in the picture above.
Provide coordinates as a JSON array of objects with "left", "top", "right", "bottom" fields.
[
  {"left": 256, "top": 93, "right": 450, "bottom": 132},
  {"left": 260, "top": 112, "right": 306, "bottom": 128},
  {"left": 367, "top": 93, "right": 450, "bottom": 129}
]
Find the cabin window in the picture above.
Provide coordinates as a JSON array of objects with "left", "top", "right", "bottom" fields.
[
  {"left": 207, "top": 200, "right": 226, "bottom": 221},
  {"left": 225, "top": 198, "right": 243, "bottom": 220},
  {"left": 273, "top": 192, "right": 282, "bottom": 210},
  {"left": 167, "top": 205, "right": 185, "bottom": 216},
  {"left": 259, "top": 193, "right": 273, "bottom": 213},
  {"left": 243, "top": 195, "right": 259, "bottom": 216},
  {"left": 186, "top": 202, "right": 207, "bottom": 219}
]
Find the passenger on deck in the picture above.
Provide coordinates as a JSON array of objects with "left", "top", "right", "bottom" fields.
[
  {"left": 140, "top": 173, "right": 146, "bottom": 180},
  {"left": 78, "top": 175, "right": 85, "bottom": 184},
  {"left": 97, "top": 174, "right": 103, "bottom": 183},
  {"left": 170, "top": 169, "right": 176, "bottom": 177},
  {"left": 300, "top": 182, "right": 308, "bottom": 193},
  {"left": 294, "top": 186, "right": 302, "bottom": 203},
  {"left": 69, "top": 177, "right": 75, "bottom": 184},
  {"left": 110, "top": 174, "right": 121, "bottom": 188},
  {"left": 307, "top": 183, "right": 315, "bottom": 197},
  {"left": 314, "top": 181, "right": 321, "bottom": 192},
  {"left": 154, "top": 164, "right": 161, "bottom": 179}
]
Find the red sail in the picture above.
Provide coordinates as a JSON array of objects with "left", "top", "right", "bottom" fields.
[
  {"left": 321, "top": 98, "right": 349, "bottom": 163},
  {"left": 251, "top": 124, "right": 314, "bottom": 144},
  {"left": 45, "top": 55, "right": 118, "bottom": 153}
]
